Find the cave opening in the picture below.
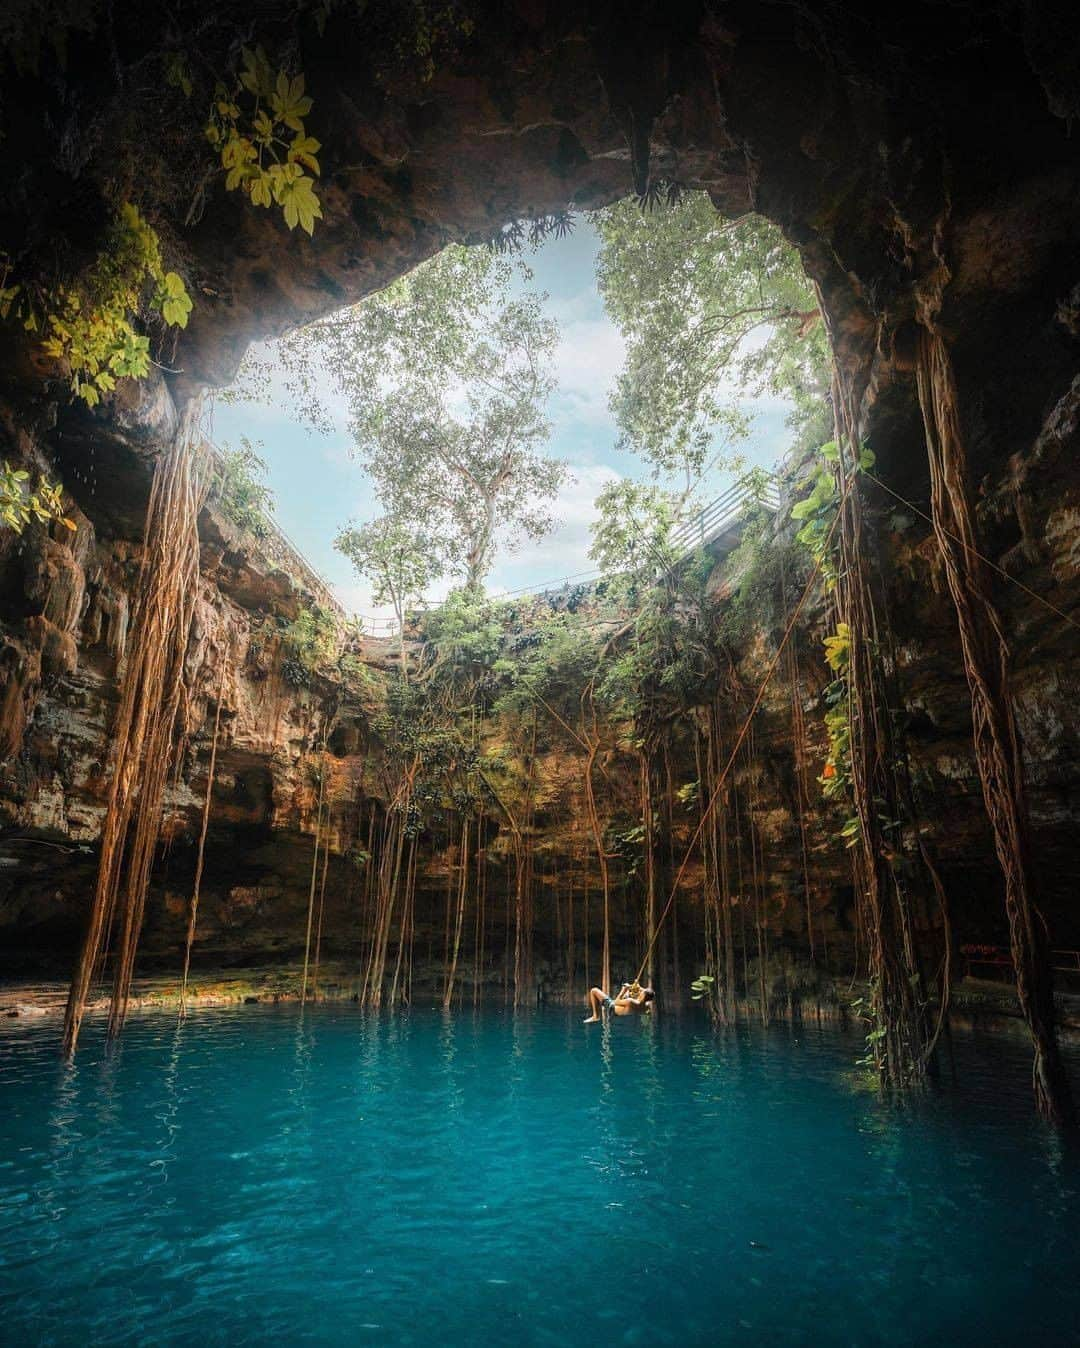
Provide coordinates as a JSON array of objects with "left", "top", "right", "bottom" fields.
[
  {"left": 2, "top": 4, "right": 1080, "bottom": 1339},
  {"left": 195, "top": 201, "right": 833, "bottom": 1020}
]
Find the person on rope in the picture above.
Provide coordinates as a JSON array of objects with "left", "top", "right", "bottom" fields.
[{"left": 583, "top": 981, "right": 655, "bottom": 1023}]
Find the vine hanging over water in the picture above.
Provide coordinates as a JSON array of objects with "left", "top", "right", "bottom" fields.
[{"left": 64, "top": 402, "right": 209, "bottom": 1054}]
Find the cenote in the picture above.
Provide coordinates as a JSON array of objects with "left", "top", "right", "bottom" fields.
[
  {"left": 3, "top": 5, "right": 1080, "bottom": 1345},
  {"left": 2, "top": 1008, "right": 1079, "bottom": 1347}
]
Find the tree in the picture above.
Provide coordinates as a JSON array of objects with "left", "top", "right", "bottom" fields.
[
  {"left": 335, "top": 514, "right": 443, "bottom": 677},
  {"left": 594, "top": 193, "right": 830, "bottom": 478},
  {"left": 589, "top": 479, "right": 681, "bottom": 579},
  {"left": 213, "top": 436, "right": 274, "bottom": 537},
  {"left": 273, "top": 244, "right": 568, "bottom": 590}
]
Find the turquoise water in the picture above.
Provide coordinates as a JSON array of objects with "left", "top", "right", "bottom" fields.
[{"left": 1, "top": 1007, "right": 1078, "bottom": 1346}]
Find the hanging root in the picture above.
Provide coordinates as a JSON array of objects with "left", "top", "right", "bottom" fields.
[
  {"left": 64, "top": 402, "right": 210, "bottom": 1055},
  {"left": 915, "top": 324, "right": 1075, "bottom": 1124},
  {"left": 831, "top": 367, "right": 935, "bottom": 1090},
  {"left": 178, "top": 651, "right": 230, "bottom": 1021},
  {"left": 581, "top": 686, "right": 611, "bottom": 996},
  {"left": 300, "top": 725, "right": 330, "bottom": 1008},
  {"left": 633, "top": 505, "right": 843, "bottom": 992}
]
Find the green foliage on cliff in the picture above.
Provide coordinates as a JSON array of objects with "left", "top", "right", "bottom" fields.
[
  {"left": 0, "top": 25, "right": 335, "bottom": 414},
  {"left": 420, "top": 588, "right": 510, "bottom": 672},
  {"left": 5, "top": 203, "right": 193, "bottom": 408},
  {"left": 791, "top": 439, "right": 879, "bottom": 843},
  {"left": 213, "top": 438, "right": 274, "bottom": 537},
  {"left": 205, "top": 46, "right": 323, "bottom": 236},
  {"left": 0, "top": 461, "right": 75, "bottom": 535},
  {"left": 282, "top": 603, "right": 340, "bottom": 679}
]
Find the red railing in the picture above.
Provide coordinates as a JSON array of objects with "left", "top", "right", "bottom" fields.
[{"left": 960, "top": 944, "right": 1080, "bottom": 981}]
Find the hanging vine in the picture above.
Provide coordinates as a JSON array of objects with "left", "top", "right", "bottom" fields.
[
  {"left": 178, "top": 651, "right": 230, "bottom": 1020},
  {"left": 63, "top": 402, "right": 209, "bottom": 1055},
  {"left": 793, "top": 323, "right": 940, "bottom": 1088},
  {"left": 914, "top": 318, "right": 1074, "bottom": 1124}
]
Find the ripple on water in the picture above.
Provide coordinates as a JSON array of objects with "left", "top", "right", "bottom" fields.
[{"left": 0, "top": 1006, "right": 1078, "bottom": 1347}]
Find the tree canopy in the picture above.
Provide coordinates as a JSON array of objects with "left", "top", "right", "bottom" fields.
[
  {"left": 335, "top": 514, "right": 443, "bottom": 674},
  {"left": 594, "top": 193, "right": 830, "bottom": 480},
  {"left": 270, "top": 243, "right": 568, "bottom": 590}
]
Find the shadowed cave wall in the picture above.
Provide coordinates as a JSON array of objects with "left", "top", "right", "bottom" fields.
[{"left": 0, "top": 1, "right": 1078, "bottom": 1005}]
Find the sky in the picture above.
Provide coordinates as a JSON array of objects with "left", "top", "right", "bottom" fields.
[{"left": 210, "top": 216, "right": 793, "bottom": 623}]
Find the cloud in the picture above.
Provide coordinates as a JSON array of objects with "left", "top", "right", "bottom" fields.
[
  {"left": 548, "top": 315, "right": 625, "bottom": 431},
  {"left": 489, "top": 462, "right": 622, "bottom": 595}
]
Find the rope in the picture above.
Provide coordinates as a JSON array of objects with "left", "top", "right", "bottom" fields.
[
  {"left": 300, "top": 724, "right": 329, "bottom": 1007},
  {"left": 632, "top": 481, "right": 849, "bottom": 986},
  {"left": 632, "top": 459, "right": 1077, "bottom": 991},
  {"left": 864, "top": 470, "right": 1080, "bottom": 635},
  {"left": 178, "top": 651, "right": 229, "bottom": 1021}
]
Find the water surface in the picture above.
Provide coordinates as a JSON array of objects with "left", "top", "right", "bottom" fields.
[{"left": 1, "top": 1006, "right": 1077, "bottom": 1346}]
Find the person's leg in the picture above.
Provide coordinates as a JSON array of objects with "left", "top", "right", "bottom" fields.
[{"left": 584, "top": 987, "right": 606, "bottom": 1023}]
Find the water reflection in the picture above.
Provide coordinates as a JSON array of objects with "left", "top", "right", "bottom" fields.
[{"left": 151, "top": 1022, "right": 185, "bottom": 1194}]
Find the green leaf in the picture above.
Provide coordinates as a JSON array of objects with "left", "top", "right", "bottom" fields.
[
  {"left": 276, "top": 171, "right": 322, "bottom": 235},
  {"left": 108, "top": 331, "right": 150, "bottom": 379},
  {"left": 240, "top": 46, "right": 274, "bottom": 99},
  {"left": 252, "top": 110, "right": 275, "bottom": 145},
  {"left": 249, "top": 170, "right": 274, "bottom": 209},
  {"left": 288, "top": 133, "right": 322, "bottom": 176},
  {"left": 159, "top": 273, "right": 192, "bottom": 328},
  {"left": 271, "top": 72, "right": 313, "bottom": 132}
]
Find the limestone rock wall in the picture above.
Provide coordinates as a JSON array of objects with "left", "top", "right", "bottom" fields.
[
  {"left": 0, "top": 2, "right": 1079, "bottom": 994},
  {"left": 0, "top": 393, "right": 353, "bottom": 974},
  {"left": 2, "top": 367, "right": 1078, "bottom": 995}
]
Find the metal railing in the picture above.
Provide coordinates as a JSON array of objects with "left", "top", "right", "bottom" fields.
[
  {"left": 354, "top": 614, "right": 402, "bottom": 638},
  {"left": 668, "top": 475, "right": 781, "bottom": 558},
  {"left": 355, "top": 476, "right": 784, "bottom": 642},
  {"left": 205, "top": 445, "right": 781, "bottom": 642}
]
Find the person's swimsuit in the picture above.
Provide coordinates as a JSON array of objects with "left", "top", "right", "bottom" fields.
[{"left": 602, "top": 993, "right": 617, "bottom": 1011}]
